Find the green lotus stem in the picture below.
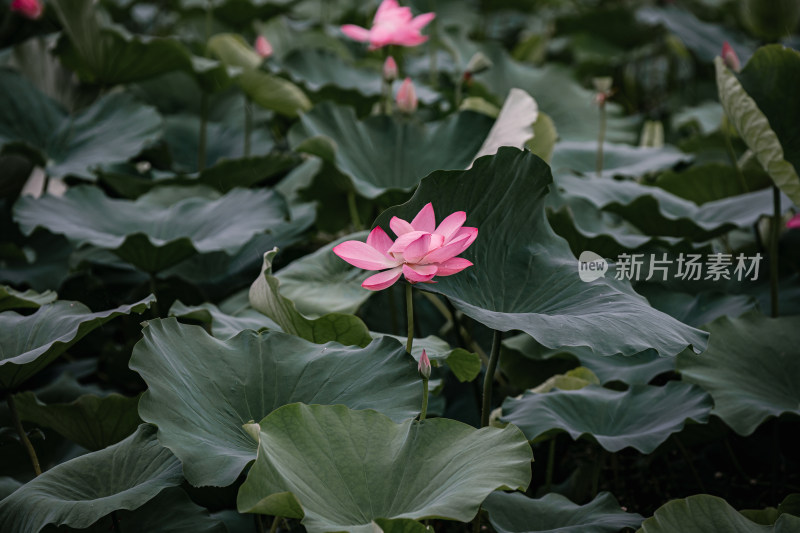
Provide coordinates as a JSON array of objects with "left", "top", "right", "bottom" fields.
[
  {"left": 111, "top": 511, "right": 122, "bottom": 532},
  {"left": 722, "top": 124, "right": 748, "bottom": 192},
  {"left": 149, "top": 275, "right": 160, "bottom": 318},
  {"left": 428, "top": 0, "right": 438, "bottom": 88},
  {"left": 254, "top": 516, "right": 265, "bottom": 533},
  {"left": 244, "top": 96, "right": 252, "bottom": 158},
  {"left": 405, "top": 284, "right": 414, "bottom": 354},
  {"left": 420, "top": 378, "right": 429, "bottom": 421},
  {"left": 198, "top": 92, "right": 209, "bottom": 172},
  {"left": 673, "top": 436, "right": 705, "bottom": 492},
  {"left": 595, "top": 102, "right": 606, "bottom": 177},
  {"left": 545, "top": 437, "right": 556, "bottom": 492},
  {"left": 472, "top": 508, "right": 482, "bottom": 533},
  {"left": 454, "top": 77, "right": 463, "bottom": 108},
  {"left": 269, "top": 516, "right": 280, "bottom": 533},
  {"left": 346, "top": 191, "right": 362, "bottom": 230},
  {"left": 770, "top": 185, "right": 780, "bottom": 318},
  {"left": 480, "top": 330, "right": 502, "bottom": 428},
  {"left": 590, "top": 452, "right": 603, "bottom": 496},
  {"left": 5, "top": 392, "right": 42, "bottom": 476}
]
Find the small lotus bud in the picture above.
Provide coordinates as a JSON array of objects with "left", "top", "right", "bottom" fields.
[
  {"left": 592, "top": 76, "right": 613, "bottom": 94},
  {"left": 721, "top": 42, "right": 741, "bottom": 72},
  {"left": 255, "top": 35, "right": 273, "bottom": 59},
  {"left": 465, "top": 52, "right": 492, "bottom": 75},
  {"left": 10, "top": 0, "right": 44, "bottom": 19},
  {"left": 787, "top": 213, "right": 800, "bottom": 229},
  {"left": 418, "top": 350, "right": 431, "bottom": 380},
  {"left": 396, "top": 77, "right": 418, "bottom": 114},
  {"left": 383, "top": 56, "right": 398, "bottom": 81}
]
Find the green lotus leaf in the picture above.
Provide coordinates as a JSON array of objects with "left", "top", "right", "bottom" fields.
[
  {"left": 637, "top": 494, "right": 800, "bottom": 533},
  {"left": 640, "top": 285, "right": 758, "bottom": 328},
  {"left": 374, "top": 148, "right": 708, "bottom": 357},
  {"left": 13, "top": 186, "right": 291, "bottom": 273},
  {"left": 672, "top": 102, "right": 724, "bottom": 136},
  {"left": 278, "top": 48, "right": 382, "bottom": 97},
  {"left": 288, "top": 102, "right": 495, "bottom": 198},
  {"left": 14, "top": 389, "right": 141, "bottom": 451},
  {"left": 472, "top": 89, "right": 538, "bottom": 162},
  {"left": 0, "top": 285, "right": 56, "bottom": 311},
  {"left": 373, "top": 333, "right": 481, "bottom": 383},
  {"left": 0, "top": 296, "right": 154, "bottom": 390},
  {"left": 0, "top": 69, "right": 161, "bottom": 179},
  {"left": 129, "top": 318, "right": 422, "bottom": 487},
  {"left": 677, "top": 313, "right": 800, "bottom": 436},
  {"left": 499, "top": 381, "right": 712, "bottom": 453},
  {"left": 0, "top": 424, "right": 182, "bottom": 533},
  {"left": 208, "top": 34, "right": 311, "bottom": 117},
  {"left": 250, "top": 248, "right": 372, "bottom": 347},
  {"left": 170, "top": 300, "right": 281, "bottom": 339},
  {"left": 716, "top": 45, "right": 800, "bottom": 206},
  {"left": 237, "top": 403, "right": 532, "bottom": 533},
  {"left": 484, "top": 491, "right": 644, "bottom": 533},
  {"left": 654, "top": 163, "right": 771, "bottom": 205},
  {"left": 550, "top": 141, "right": 690, "bottom": 179}
]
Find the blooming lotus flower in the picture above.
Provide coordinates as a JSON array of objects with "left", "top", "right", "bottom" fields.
[
  {"left": 254, "top": 36, "right": 273, "bottom": 59},
  {"left": 341, "top": 0, "right": 435, "bottom": 50},
  {"left": 418, "top": 349, "right": 431, "bottom": 380},
  {"left": 721, "top": 42, "right": 741, "bottom": 72},
  {"left": 396, "top": 77, "right": 417, "bottom": 113},
  {"left": 333, "top": 203, "right": 477, "bottom": 291},
  {"left": 383, "top": 56, "right": 398, "bottom": 81},
  {"left": 11, "top": 0, "right": 43, "bottom": 19},
  {"left": 787, "top": 213, "right": 800, "bottom": 229}
]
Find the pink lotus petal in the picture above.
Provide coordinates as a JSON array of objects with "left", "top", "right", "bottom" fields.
[
  {"left": 366, "top": 227, "right": 395, "bottom": 257},
  {"left": 787, "top": 213, "right": 800, "bottom": 229},
  {"left": 333, "top": 240, "right": 399, "bottom": 270},
  {"left": 410, "top": 12, "right": 435, "bottom": 30},
  {"left": 341, "top": 24, "right": 371, "bottom": 42},
  {"left": 421, "top": 233, "right": 472, "bottom": 264},
  {"left": 434, "top": 211, "right": 466, "bottom": 241},
  {"left": 450, "top": 226, "right": 478, "bottom": 249},
  {"left": 10, "top": 0, "right": 43, "bottom": 19},
  {"left": 402, "top": 234, "right": 432, "bottom": 264},
  {"left": 254, "top": 36, "right": 273, "bottom": 58},
  {"left": 390, "top": 216, "right": 414, "bottom": 237},
  {"left": 396, "top": 77, "right": 418, "bottom": 113},
  {"left": 363, "top": 267, "right": 403, "bottom": 291},
  {"left": 411, "top": 203, "right": 436, "bottom": 232},
  {"left": 426, "top": 233, "right": 445, "bottom": 252},
  {"left": 374, "top": 0, "right": 401, "bottom": 23},
  {"left": 721, "top": 41, "right": 741, "bottom": 72},
  {"left": 434, "top": 257, "right": 473, "bottom": 276},
  {"left": 403, "top": 263, "right": 438, "bottom": 283},
  {"left": 388, "top": 230, "right": 428, "bottom": 253}
]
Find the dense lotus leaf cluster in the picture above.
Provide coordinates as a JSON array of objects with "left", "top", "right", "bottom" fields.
[{"left": 1, "top": 0, "right": 799, "bottom": 532}]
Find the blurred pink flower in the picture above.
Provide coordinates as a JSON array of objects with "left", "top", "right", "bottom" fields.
[
  {"left": 11, "top": 0, "right": 43, "bottom": 19},
  {"left": 787, "top": 213, "right": 800, "bottom": 229},
  {"left": 333, "top": 203, "right": 477, "bottom": 291},
  {"left": 418, "top": 349, "right": 431, "bottom": 379},
  {"left": 341, "top": 0, "right": 435, "bottom": 50},
  {"left": 396, "top": 77, "right": 417, "bottom": 113},
  {"left": 383, "top": 56, "right": 398, "bottom": 81},
  {"left": 722, "top": 42, "right": 741, "bottom": 72},
  {"left": 254, "top": 36, "right": 273, "bottom": 58}
]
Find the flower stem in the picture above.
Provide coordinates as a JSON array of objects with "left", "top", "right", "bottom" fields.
[
  {"left": 405, "top": 284, "right": 414, "bottom": 354},
  {"left": 428, "top": 0, "right": 438, "bottom": 88},
  {"left": 111, "top": 511, "right": 122, "bottom": 532},
  {"left": 770, "top": 185, "right": 780, "bottom": 318},
  {"left": 5, "top": 392, "right": 42, "bottom": 476},
  {"left": 346, "top": 191, "right": 362, "bottom": 231},
  {"left": 479, "top": 330, "right": 502, "bottom": 427},
  {"left": 420, "top": 378, "right": 429, "bottom": 421},
  {"left": 544, "top": 437, "right": 556, "bottom": 492},
  {"left": 269, "top": 516, "right": 281, "bottom": 533},
  {"left": 198, "top": 92, "right": 209, "bottom": 172},
  {"left": 595, "top": 102, "right": 606, "bottom": 177},
  {"left": 244, "top": 96, "right": 252, "bottom": 157}
]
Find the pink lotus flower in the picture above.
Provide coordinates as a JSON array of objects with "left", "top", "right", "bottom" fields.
[
  {"left": 396, "top": 77, "right": 417, "bottom": 113},
  {"left": 418, "top": 349, "right": 431, "bottom": 379},
  {"left": 383, "top": 56, "right": 398, "bottom": 81},
  {"left": 341, "top": 0, "right": 435, "bottom": 50},
  {"left": 722, "top": 42, "right": 741, "bottom": 72},
  {"left": 333, "top": 203, "right": 477, "bottom": 291},
  {"left": 254, "top": 36, "right": 273, "bottom": 59},
  {"left": 787, "top": 213, "right": 800, "bottom": 229},
  {"left": 11, "top": 0, "right": 43, "bottom": 19}
]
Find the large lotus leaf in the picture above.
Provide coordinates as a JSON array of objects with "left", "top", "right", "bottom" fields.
[
  {"left": 51, "top": 0, "right": 231, "bottom": 87},
  {"left": 14, "top": 389, "right": 141, "bottom": 451},
  {"left": 0, "top": 70, "right": 161, "bottom": 179},
  {"left": 677, "top": 313, "right": 800, "bottom": 436},
  {"left": 374, "top": 148, "right": 707, "bottom": 357},
  {"left": 250, "top": 248, "right": 372, "bottom": 347},
  {"left": 499, "top": 382, "right": 712, "bottom": 453},
  {"left": 288, "top": 102, "right": 495, "bottom": 198},
  {"left": 484, "top": 491, "right": 644, "bottom": 533},
  {"left": 13, "top": 186, "right": 290, "bottom": 273},
  {"left": 274, "top": 232, "right": 371, "bottom": 317},
  {"left": 0, "top": 285, "right": 56, "bottom": 311},
  {"left": 208, "top": 34, "right": 311, "bottom": 117},
  {"left": 129, "top": 318, "right": 422, "bottom": 487},
  {"left": 237, "top": 403, "right": 532, "bottom": 533},
  {"left": 558, "top": 174, "right": 785, "bottom": 240},
  {"left": 472, "top": 89, "right": 538, "bottom": 162},
  {"left": 0, "top": 424, "right": 182, "bottom": 533},
  {"left": 654, "top": 163, "right": 771, "bottom": 205},
  {"left": 0, "top": 296, "right": 154, "bottom": 390},
  {"left": 170, "top": 300, "right": 281, "bottom": 339},
  {"left": 256, "top": 16, "right": 353, "bottom": 62},
  {"left": 640, "top": 285, "right": 758, "bottom": 327},
  {"left": 716, "top": 47, "right": 800, "bottom": 206},
  {"left": 278, "top": 48, "right": 382, "bottom": 96},
  {"left": 550, "top": 141, "right": 690, "bottom": 179},
  {"left": 637, "top": 495, "right": 800, "bottom": 533}
]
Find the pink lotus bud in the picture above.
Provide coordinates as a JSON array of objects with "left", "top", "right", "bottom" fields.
[
  {"left": 383, "top": 56, "right": 398, "bottom": 81},
  {"left": 418, "top": 350, "right": 431, "bottom": 380},
  {"left": 255, "top": 36, "right": 273, "bottom": 59},
  {"left": 787, "top": 213, "right": 800, "bottom": 229},
  {"left": 11, "top": 0, "right": 43, "bottom": 19},
  {"left": 722, "top": 42, "right": 741, "bottom": 72},
  {"left": 396, "top": 77, "right": 418, "bottom": 114}
]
